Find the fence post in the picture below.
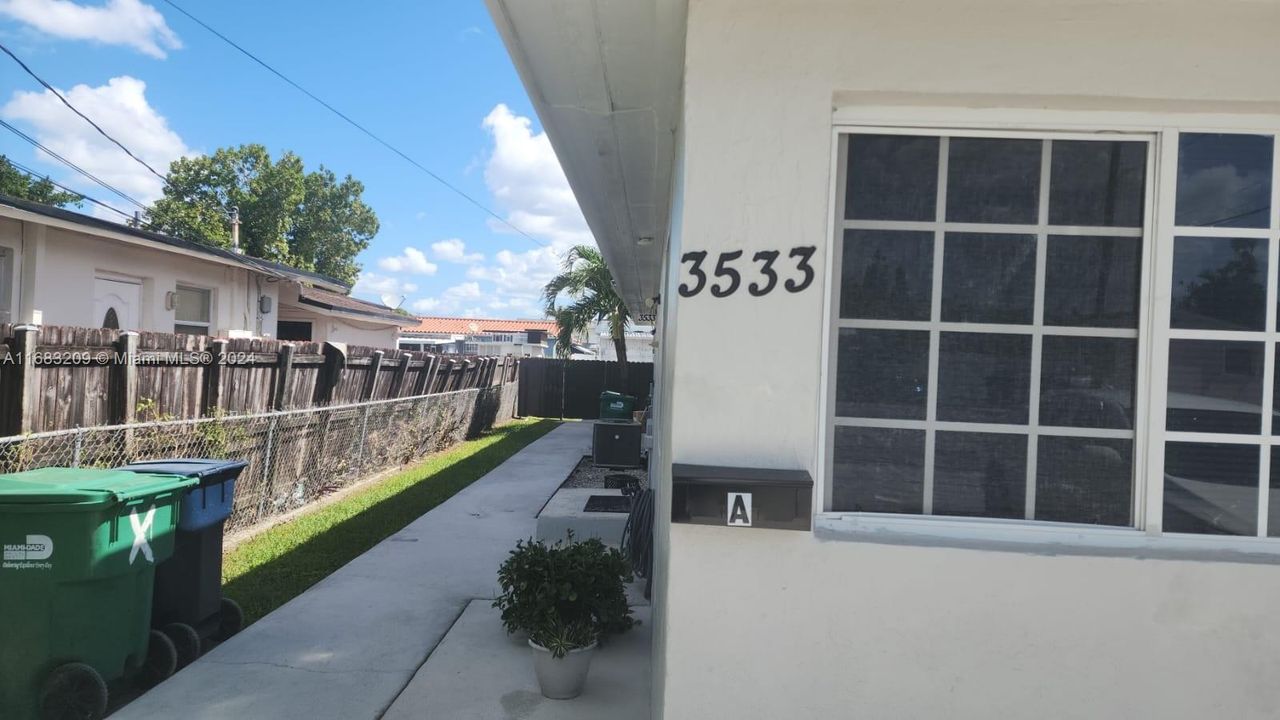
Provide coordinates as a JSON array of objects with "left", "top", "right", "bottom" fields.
[
  {"left": 72, "top": 426, "right": 83, "bottom": 467},
  {"left": 111, "top": 331, "right": 139, "bottom": 460},
  {"left": 110, "top": 331, "right": 138, "bottom": 424},
  {"left": 10, "top": 324, "right": 38, "bottom": 434},
  {"left": 412, "top": 354, "right": 435, "bottom": 396},
  {"left": 364, "top": 350, "right": 384, "bottom": 399},
  {"left": 204, "top": 338, "right": 229, "bottom": 416},
  {"left": 391, "top": 352, "right": 411, "bottom": 397},
  {"left": 435, "top": 360, "right": 452, "bottom": 393},
  {"left": 357, "top": 403, "right": 370, "bottom": 467},
  {"left": 256, "top": 413, "right": 279, "bottom": 522},
  {"left": 273, "top": 343, "right": 295, "bottom": 410},
  {"left": 317, "top": 342, "right": 347, "bottom": 404}
]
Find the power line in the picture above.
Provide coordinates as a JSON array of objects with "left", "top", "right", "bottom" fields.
[
  {"left": 4, "top": 158, "right": 136, "bottom": 221},
  {"left": 0, "top": 118, "right": 150, "bottom": 212},
  {"left": 0, "top": 41, "right": 169, "bottom": 185},
  {"left": 159, "top": 0, "right": 546, "bottom": 248}
]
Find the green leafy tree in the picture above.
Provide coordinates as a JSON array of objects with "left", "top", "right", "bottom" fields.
[
  {"left": 0, "top": 155, "right": 81, "bottom": 207},
  {"left": 542, "top": 245, "right": 631, "bottom": 383},
  {"left": 149, "top": 144, "right": 377, "bottom": 285}
]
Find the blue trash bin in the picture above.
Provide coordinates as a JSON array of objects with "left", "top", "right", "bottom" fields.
[{"left": 116, "top": 459, "right": 247, "bottom": 666}]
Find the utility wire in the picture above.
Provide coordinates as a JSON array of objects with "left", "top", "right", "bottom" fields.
[
  {"left": 159, "top": 0, "right": 547, "bottom": 248},
  {"left": 4, "top": 158, "right": 136, "bottom": 221},
  {"left": 0, "top": 118, "right": 150, "bottom": 212},
  {"left": 0, "top": 41, "right": 169, "bottom": 184}
]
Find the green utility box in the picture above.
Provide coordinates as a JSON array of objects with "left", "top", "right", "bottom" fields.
[
  {"left": 598, "top": 391, "right": 637, "bottom": 422},
  {"left": 0, "top": 467, "right": 197, "bottom": 720}
]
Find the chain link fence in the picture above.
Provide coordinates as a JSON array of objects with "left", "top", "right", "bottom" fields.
[{"left": 0, "top": 383, "right": 518, "bottom": 533}]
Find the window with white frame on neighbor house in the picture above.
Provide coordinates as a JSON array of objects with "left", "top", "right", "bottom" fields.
[
  {"left": 829, "top": 127, "right": 1280, "bottom": 539},
  {"left": 174, "top": 284, "right": 212, "bottom": 336}
]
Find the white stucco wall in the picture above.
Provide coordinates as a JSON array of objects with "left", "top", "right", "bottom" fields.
[
  {"left": 0, "top": 216, "right": 278, "bottom": 336},
  {"left": 278, "top": 301, "right": 400, "bottom": 349},
  {"left": 659, "top": 0, "right": 1280, "bottom": 718}
]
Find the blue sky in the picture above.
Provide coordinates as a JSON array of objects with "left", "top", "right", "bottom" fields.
[{"left": 0, "top": 0, "right": 591, "bottom": 319}]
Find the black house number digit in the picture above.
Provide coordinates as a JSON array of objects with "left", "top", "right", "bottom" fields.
[{"left": 678, "top": 246, "right": 816, "bottom": 299}]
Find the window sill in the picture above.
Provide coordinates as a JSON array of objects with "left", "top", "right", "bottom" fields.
[{"left": 814, "top": 513, "right": 1280, "bottom": 565}]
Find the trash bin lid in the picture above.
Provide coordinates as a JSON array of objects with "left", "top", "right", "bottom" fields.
[
  {"left": 0, "top": 467, "right": 195, "bottom": 506},
  {"left": 117, "top": 458, "right": 248, "bottom": 485}
]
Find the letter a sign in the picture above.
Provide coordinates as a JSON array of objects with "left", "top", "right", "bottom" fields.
[{"left": 727, "top": 492, "right": 752, "bottom": 527}]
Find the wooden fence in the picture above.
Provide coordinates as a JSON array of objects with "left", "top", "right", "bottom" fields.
[
  {"left": 517, "top": 358, "right": 654, "bottom": 419},
  {"left": 0, "top": 323, "right": 520, "bottom": 435}
]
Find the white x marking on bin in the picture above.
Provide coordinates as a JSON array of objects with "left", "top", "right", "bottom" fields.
[{"left": 129, "top": 507, "right": 155, "bottom": 565}]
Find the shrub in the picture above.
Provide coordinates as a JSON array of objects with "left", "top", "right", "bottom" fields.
[{"left": 493, "top": 534, "right": 635, "bottom": 658}]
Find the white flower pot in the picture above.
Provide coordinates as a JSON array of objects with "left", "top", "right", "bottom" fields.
[{"left": 529, "top": 639, "right": 597, "bottom": 699}]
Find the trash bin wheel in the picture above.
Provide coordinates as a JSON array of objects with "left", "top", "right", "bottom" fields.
[
  {"left": 39, "top": 662, "right": 108, "bottom": 720},
  {"left": 214, "top": 597, "right": 244, "bottom": 641},
  {"left": 162, "top": 622, "right": 202, "bottom": 668},
  {"left": 138, "top": 629, "right": 177, "bottom": 687}
]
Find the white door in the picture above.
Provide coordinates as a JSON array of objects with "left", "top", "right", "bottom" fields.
[{"left": 93, "top": 277, "right": 141, "bottom": 330}]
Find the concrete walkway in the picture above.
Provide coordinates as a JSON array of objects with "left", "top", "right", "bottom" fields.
[
  {"left": 383, "top": 600, "right": 651, "bottom": 720},
  {"left": 114, "top": 422, "right": 591, "bottom": 720}
]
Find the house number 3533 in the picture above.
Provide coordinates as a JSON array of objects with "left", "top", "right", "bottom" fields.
[{"left": 677, "top": 246, "right": 817, "bottom": 298}]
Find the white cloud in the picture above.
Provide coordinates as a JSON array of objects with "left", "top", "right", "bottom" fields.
[
  {"left": 351, "top": 272, "right": 418, "bottom": 308},
  {"left": 1, "top": 76, "right": 192, "bottom": 208},
  {"left": 0, "top": 0, "right": 182, "bottom": 58},
  {"left": 406, "top": 282, "right": 485, "bottom": 317},
  {"left": 448, "top": 281, "right": 481, "bottom": 299},
  {"left": 431, "top": 238, "right": 482, "bottom": 264},
  {"left": 376, "top": 247, "right": 438, "bottom": 275},
  {"left": 396, "top": 104, "right": 592, "bottom": 321},
  {"left": 481, "top": 103, "right": 592, "bottom": 250},
  {"left": 488, "top": 296, "right": 534, "bottom": 312},
  {"left": 410, "top": 297, "right": 440, "bottom": 314},
  {"left": 407, "top": 104, "right": 591, "bottom": 320},
  {"left": 466, "top": 246, "right": 558, "bottom": 302}
]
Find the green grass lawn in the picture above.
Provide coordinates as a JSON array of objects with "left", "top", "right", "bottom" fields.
[{"left": 222, "top": 417, "right": 560, "bottom": 625}]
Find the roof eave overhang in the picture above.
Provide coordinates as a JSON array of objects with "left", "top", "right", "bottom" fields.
[
  {"left": 485, "top": 0, "right": 687, "bottom": 315},
  {"left": 290, "top": 297, "right": 415, "bottom": 327}
]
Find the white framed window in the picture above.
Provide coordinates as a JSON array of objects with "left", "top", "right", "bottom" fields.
[
  {"left": 174, "top": 284, "right": 213, "bottom": 336},
  {"left": 825, "top": 122, "right": 1280, "bottom": 542},
  {"left": 1158, "top": 131, "right": 1280, "bottom": 538},
  {"left": 825, "top": 128, "right": 1156, "bottom": 529}
]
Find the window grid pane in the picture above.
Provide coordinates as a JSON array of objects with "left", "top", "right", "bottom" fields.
[
  {"left": 834, "top": 133, "right": 1146, "bottom": 526},
  {"left": 1164, "top": 130, "right": 1279, "bottom": 538}
]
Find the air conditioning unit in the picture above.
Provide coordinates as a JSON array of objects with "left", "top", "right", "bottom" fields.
[{"left": 593, "top": 421, "right": 642, "bottom": 469}]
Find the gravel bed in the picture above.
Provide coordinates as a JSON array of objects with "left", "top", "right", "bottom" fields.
[{"left": 561, "top": 455, "right": 647, "bottom": 489}]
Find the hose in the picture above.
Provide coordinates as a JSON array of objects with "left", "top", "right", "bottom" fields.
[{"left": 621, "top": 487, "right": 654, "bottom": 600}]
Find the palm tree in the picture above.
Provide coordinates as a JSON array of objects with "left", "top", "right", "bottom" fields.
[{"left": 543, "top": 245, "right": 631, "bottom": 384}]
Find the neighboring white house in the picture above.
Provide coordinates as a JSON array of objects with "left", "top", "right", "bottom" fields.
[
  {"left": 588, "top": 321, "right": 655, "bottom": 363},
  {"left": 399, "top": 315, "right": 557, "bottom": 356},
  {"left": 0, "top": 194, "right": 411, "bottom": 348},
  {"left": 489, "top": 1, "right": 1280, "bottom": 718}
]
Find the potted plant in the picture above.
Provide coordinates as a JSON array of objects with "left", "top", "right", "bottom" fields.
[{"left": 494, "top": 535, "right": 635, "bottom": 699}]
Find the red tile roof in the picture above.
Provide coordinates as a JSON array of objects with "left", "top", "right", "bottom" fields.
[{"left": 404, "top": 315, "right": 558, "bottom": 335}]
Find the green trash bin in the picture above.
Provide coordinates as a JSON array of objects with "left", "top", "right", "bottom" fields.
[
  {"left": 0, "top": 467, "right": 197, "bottom": 720},
  {"left": 598, "top": 391, "right": 636, "bottom": 421}
]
